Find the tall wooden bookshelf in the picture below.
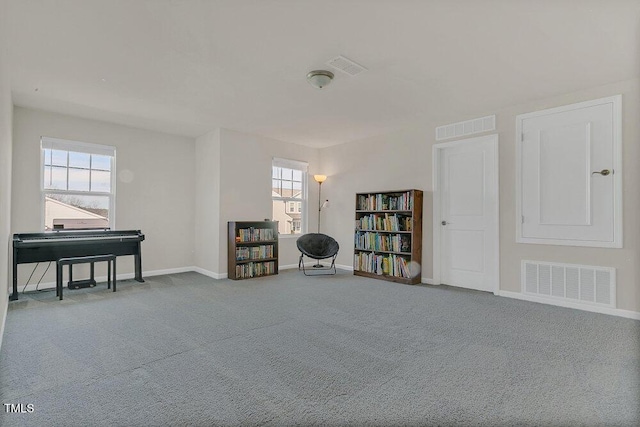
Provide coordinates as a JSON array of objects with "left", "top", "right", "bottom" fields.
[
  {"left": 353, "top": 189, "right": 423, "bottom": 285},
  {"left": 228, "top": 221, "right": 279, "bottom": 280}
]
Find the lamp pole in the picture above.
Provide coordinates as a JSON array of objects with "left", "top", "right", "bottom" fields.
[
  {"left": 313, "top": 174, "right": 328, "bottom": 268},
  {"left": 317, "top": 180, "right": 323, "bottom": 233},
  {"left": 313, "top": 175, "right": 327, "bottom": 234}
]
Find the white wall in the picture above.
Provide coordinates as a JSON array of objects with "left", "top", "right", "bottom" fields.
[
  {"left": 194, "top": 129, "right": 221, "bottom": 275},
  {"left": 0, "top": 0, "right": 13, "bottom": 348},
  {"left": 321, "top": 78, "right": 640, "bottom": 313},
  {"left": 217, "top": 128, "right": 321, "bottom": 272},
  {"left": 11, "top": 108, "right": 196, "bottom": 285}
]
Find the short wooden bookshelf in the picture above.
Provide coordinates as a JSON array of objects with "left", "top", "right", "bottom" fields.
[
  {"left": 228, "top": 221, "right": 279, "bottom": 280},
  {"left": 354, "top": 189, "right": 423, "bottom": 285}
]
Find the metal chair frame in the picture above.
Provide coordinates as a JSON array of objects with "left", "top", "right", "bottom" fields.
[{"left": 296, "top": 233, "right": 339, "bottom": 276}]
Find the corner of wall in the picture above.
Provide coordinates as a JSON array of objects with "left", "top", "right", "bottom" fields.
[
  {"left": 194, "top": 129, "right": 222, "bottom": 274},
  {"left": 0, "top": 0, "right": 14, "bottom": 352}
]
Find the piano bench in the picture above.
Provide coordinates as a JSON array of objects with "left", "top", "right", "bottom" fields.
[{"left": 56, "top": 254, "right": 117, "bottom": 301}]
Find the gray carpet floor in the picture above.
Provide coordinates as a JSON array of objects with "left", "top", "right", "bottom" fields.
[{"left": 1, "top": 269, "right": 639, "bottom": 426}]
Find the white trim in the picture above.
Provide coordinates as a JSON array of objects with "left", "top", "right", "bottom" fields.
[
  {"left": 272, "top": 157, "right": 309, "bottom": 171},
  {"left": 41, "top": 136, "right": 115, "bottom": 157},
  {"left": 272, "top": 157, "right": 310, "bottom": 235},
  {"left": 515, "top": 95, "right": 623, "bottom": 248},
  {"left": 432, "top": 134, "right": 500, "bottom": 293},
  {"left": 40, "top": 136, "right": 117, "bottom": 231},
  {"left": 497, "top": 290, "right": 640, "bottom": 321},
  {"left": 19, "top": 266, "right": 199, "bottom": 293},
  {"left": 335, "top": 264, "right": 353, "bottom": 272},
  {"left": 0, "top": 298, "right": 8, "bottom": 353},
  {"left": 192, "top": 266, "right": 227, "bottom": 280},
  {"left": 421, "top": 277, "right": 435, "bottom": 285}
]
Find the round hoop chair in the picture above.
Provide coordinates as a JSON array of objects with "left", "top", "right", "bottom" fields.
[{"left": 296, "top": 233, "right": 340, "bottom": 275}]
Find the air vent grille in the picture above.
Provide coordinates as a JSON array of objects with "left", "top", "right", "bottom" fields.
[
  {"left": 436, "top": 115, "right": 496, "bottom": 141},
  {"left": 326, "top": 55, "right": 367, "bottom": 76},
  {"left": 522, "top": 260, "right": 615, "bottom": 308}
]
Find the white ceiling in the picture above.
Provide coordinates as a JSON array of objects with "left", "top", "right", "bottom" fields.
[{"left": 6, "top": 0, "right": 640, "bottom": 148}]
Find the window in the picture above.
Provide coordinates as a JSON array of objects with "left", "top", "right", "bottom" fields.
[
  {"left": 41, "top": 137, "right": 116, "bottom": 231},
  {"left": 272, "top": 158, "right": 308, "bottom": 235}
]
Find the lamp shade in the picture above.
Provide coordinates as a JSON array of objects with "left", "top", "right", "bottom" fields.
[
  {"left": 306, "top": 70, "right": 334, "bottom": 89},
  {"left": 314, "top": 174, "right": 327, "bottom": 183}
]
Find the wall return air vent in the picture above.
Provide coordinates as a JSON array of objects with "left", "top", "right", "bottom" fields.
[
  {"left": 436, "top": 115, "right": 496, "bottom": 141},
  {"left": 522, "top": 260, "right": 616, "bottom": 308}
]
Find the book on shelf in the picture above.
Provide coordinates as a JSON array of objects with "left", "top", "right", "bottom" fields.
[
  {"left": 235, "top": 261, "right": 276, "bottom": 279},
  {"left": 236, "top": 227, "right": 275, "bottom": 242},
  {"left": 228, "top": 221, "right": 279, "bottom": 280},
  {"left": 357, "top": 191, "right": 413, "bottom": 211},
  {"left": 354, "top": 232, "right": 412, "bottom": 253},
  {"left": 353, "top": 189, "right": 422, "bottom": 285},
  {"left": 356, "top": 213, "right": 411, "bottom": 232},
  {"left": 353, "top": 252, "right": 412, "bottom": 279},
  {"left": 235, "top": 244, "right": 274, "bottom": 261}
]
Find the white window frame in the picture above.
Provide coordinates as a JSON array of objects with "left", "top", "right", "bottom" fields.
[
  {"left": 272, "top": 157, "right": 308, "bottom": 237},
  {"left": 40, "top": 137, "right": 116, "bottom": 231}
]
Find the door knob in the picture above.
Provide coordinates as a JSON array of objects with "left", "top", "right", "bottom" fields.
[
  {"left": 591, "top": 169, "right": 612, "bottom": 176},
  {"left": 441, "top": 221, "right": 448, "bottom": 226}
]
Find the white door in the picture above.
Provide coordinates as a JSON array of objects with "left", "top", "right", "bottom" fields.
[
  {"left": 517, "top": 95, "right": 622, "bottom": 247},
  {"left": 434, "top": 134, "right": 499, "bottom": 293}
]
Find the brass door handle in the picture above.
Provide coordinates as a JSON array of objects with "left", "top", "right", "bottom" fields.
[{"left": 591, "top": 169, "right": 612, "bottom": 176}]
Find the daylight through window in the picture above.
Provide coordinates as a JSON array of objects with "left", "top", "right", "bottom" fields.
[
  {"left": 272, "top": 158, "right": 308, "bottom": 235},
  {"left": 41, "top": 137, "right": 116, "bottom": 231}
]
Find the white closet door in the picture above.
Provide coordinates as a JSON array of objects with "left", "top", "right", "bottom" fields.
[
  {"left": 436, "top": 134, "right": 499, "bottom": 293},
  {"left": 517, "top": 95, "right": 622, "bottom": 247}
]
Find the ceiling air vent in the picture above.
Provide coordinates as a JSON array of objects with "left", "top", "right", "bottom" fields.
[{"left": 326, "top": 55, "right": 367, "bottom": 76}]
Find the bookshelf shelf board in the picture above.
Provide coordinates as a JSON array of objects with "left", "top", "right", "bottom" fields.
[
  {"left": 235, "top": 239, "right": 278, "bottom": 245},
  {"left": 356, "top": 210, "right": 412, "bottom": 214},
  {"left": 235, "top": 257, "right": 278, "bottom": 264},
  {"left": 353, "top": 270, "right": 420, "bottom": 285},
  {"left": 356, "top": 229, "right": 413, "bottom": 234},
  {"left": 354, "top": 249, "right": 412, "bottom": 256}
]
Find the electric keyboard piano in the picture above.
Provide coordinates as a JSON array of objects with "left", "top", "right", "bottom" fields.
[{"left": 12, "top": 230, "right": 145, "bottom": 300}]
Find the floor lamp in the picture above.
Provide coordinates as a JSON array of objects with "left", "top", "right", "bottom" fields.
[{"left": 313, "top": 174, "right": 328, "bottom": 268}]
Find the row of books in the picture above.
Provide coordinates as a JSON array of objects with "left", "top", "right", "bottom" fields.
[
  {"left": 235, "top": 261, "right": 276, "bottom": 279},
  {"left": 354, "top": 252, "right": 412, "bottom": 278},
  {"left": 236, "top": 245, "right": 275, "bottom": 261},
  {"left": 357, "top": 192, "right": 413, "bottom": 211},
  {"left": 236, "top": 227, "right": 275, "bottom": 242},
  {"left": 355, "top": 232, "right": 411, "bottom": 253},
  {"left": 356, "top": 213, "right": 412, "bottom": 232}
]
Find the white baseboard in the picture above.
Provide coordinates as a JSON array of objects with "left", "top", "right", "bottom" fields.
[
  {"left": 191, "top": 267, "right": 227, "bottom": 280},
  {"left": 0, "top": 297, "right": 8, "bottom": 353},
  {"left": 18, "top": 266, "right": 199, "bottom": 293},
  {"left": 279, "top": 263, "right": 302, "bottom": 270},
  {"left": 421, "top": 277, "right": 436, "bottom": 285},
  {"left": 497, "top": 290, "right": 640, "bottom": 320},
  {"left": 280, "top": 262, "right": 351, "bottom": 271}
]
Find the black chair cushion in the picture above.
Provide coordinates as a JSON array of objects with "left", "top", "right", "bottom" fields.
[{"left": 296, "top": 233, "right": 339, "bottom": 260}]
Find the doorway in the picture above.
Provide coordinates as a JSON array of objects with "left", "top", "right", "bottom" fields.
[{"left": 433, "top": 134, "right": 499, "bottom": 293}]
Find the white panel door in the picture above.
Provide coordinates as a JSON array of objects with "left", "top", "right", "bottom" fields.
[
  {"left": 517, "top": 95, "right": 622, "bottom": 247},
  {"left": 436, "top": 135, "right": 499, "bottom": 293}
]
